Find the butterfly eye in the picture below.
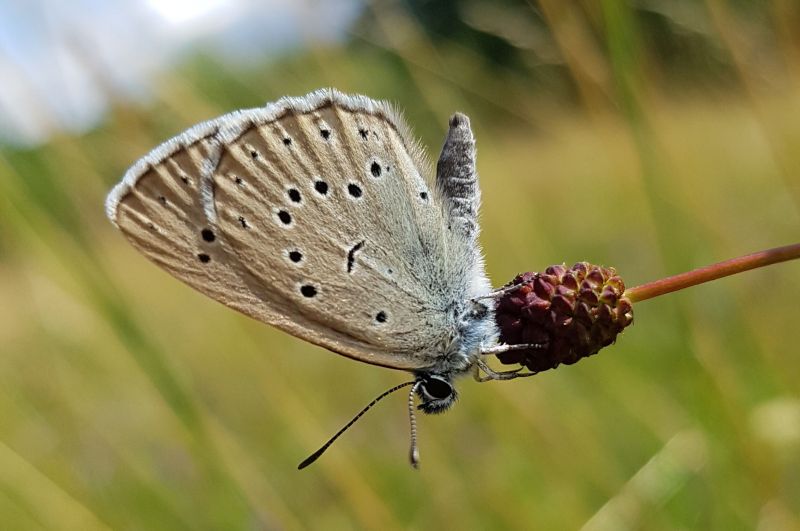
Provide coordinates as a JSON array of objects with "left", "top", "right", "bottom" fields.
[
  {"left": 417, "top": 375, "right": 457, "bottom": 414},
  {"left": 423, "top": 377, "right": 452, "bottom": 399}
]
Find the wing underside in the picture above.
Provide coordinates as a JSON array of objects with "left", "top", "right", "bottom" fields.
[{"left": 107, "top": 89, "right": 474, "bottom": 371}]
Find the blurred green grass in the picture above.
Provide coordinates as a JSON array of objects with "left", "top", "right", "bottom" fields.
[{"left": 1, "top": 1, "right": 800, "bottom": 529}]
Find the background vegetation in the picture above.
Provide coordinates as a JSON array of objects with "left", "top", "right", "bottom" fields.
[{"left": 1, "top": 0, "right": 799, "bottom": 529}]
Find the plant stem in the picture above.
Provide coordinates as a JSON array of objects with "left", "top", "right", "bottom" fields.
[{"left": 624, "top": 243, "right": 800, "bottom": 303}]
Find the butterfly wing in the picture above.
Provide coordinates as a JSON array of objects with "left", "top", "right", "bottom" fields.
[{"left": 107, "top": 89, "right": 483, "bottom": 370}]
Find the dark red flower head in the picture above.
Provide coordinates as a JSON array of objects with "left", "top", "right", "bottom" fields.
[{"left": 494, "top": 263, "right": 634, "bottom": 373}]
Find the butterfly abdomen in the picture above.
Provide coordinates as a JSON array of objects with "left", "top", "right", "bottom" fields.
[{"left": 435, "top": 113, "right": 480, "bottom": 242}]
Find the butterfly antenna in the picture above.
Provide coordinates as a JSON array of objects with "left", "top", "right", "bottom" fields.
[
  {"left": 298, "top": 380, "right": 416, "bottom": 470},
  {"left": 408, "top": 380, "right": 422, "bottom": 468}
]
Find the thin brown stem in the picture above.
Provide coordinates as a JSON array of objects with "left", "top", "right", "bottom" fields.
[{"left": 624, "top": 243, "right": 800, "bottom": 303}]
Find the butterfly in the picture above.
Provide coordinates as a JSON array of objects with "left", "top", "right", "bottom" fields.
[{"left": 106, "top": 89, "right": 531, "bottom": 467}]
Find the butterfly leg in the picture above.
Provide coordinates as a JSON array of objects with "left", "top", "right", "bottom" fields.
[
  {"left": 473, "top": 359, "right": 538, "bottom": 382},
  {"left": 474, "top": 343, "right": 546, "bottom": 381},
  {"left": 481, "top": 343, "right": 546, "bottom": 355},
  {"left": 472, "top": 283, "right": 526, "bottom": 301}
]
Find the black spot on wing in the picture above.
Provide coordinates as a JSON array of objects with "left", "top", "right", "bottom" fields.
[
  {"left": 347, "top": 183, "right": 362, "bottom": 198},
  {"left": 277, "top": 210, "right": 292, "bottom": 225},
  {"left": 314, "top": 180, "right": 328, "bottom": 195},
  {"left": 201, "top": 228, "right": 215, "bottom": 242},
  {"left": 347, "top": 240, "right": 365, "bottom": 273},
  {"left": 301, "top": 284, "right": 317, "bottom": 298}
]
